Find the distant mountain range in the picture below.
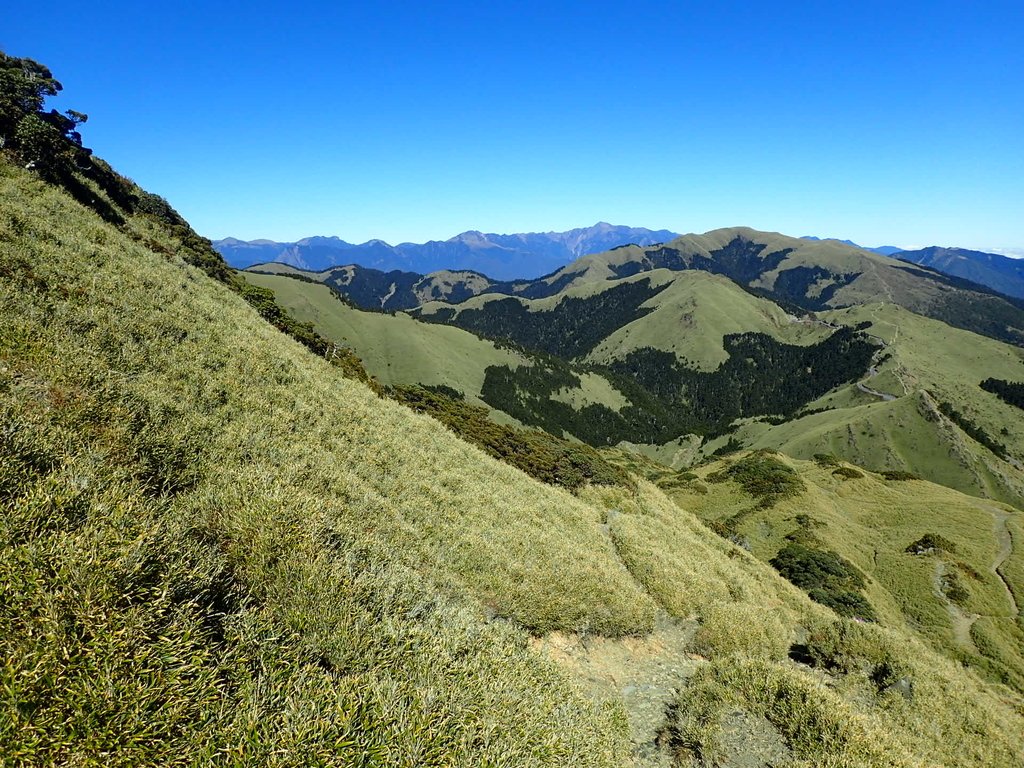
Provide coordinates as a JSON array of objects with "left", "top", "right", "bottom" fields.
[
  {"left": 892, "top": 246, "right": 1024, "bottom": 299},
  {"left": 214, "top": 223, "right": 679, "bottom": 280},
  {"left": 220, "top": 228, "right": 1024, "bottom": 299}
]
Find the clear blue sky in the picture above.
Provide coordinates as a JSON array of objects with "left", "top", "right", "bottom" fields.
[{"left": 4, "top": 1, "right": 1023, "bottom": 251}]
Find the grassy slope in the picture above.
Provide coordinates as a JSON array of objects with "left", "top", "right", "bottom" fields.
[
  {"left": 670, "top": 452, "right": 1024, "bottom": 693},
  {"left": 417, "top": 267, "right": 831, "bottom": 370},
  {"left": 4, "top": 162, "right": 1024, "bottom": 766},
  {"left": 240, "top": 272, "right": 522, "bottom": 404},
  {"left": 532, "top": 227, "right": 952, "bottom": 301},
  {"left": 585, "top": 271, "right": 830, "bottom": 370},
  {"left": 242, "top": 271, "right": 633, "bottom": 416},
  {"left": 0, "top": 162, "right": 652, "bottom": 765},
  {"left": 826, "top": 303, "right": 1024, "bottom": 455},
  {"left": 704, "top": 304, "right": 1024, "bottom": 508}
]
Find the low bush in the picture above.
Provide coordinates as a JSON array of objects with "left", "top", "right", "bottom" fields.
[
  {"left": 388, "top": 385, "right": 632, "bottom": 492},
  {"left": 770, "top": 543, "right": 876, "bottom": 621},
  {"left": 905, "top": 533, "right": 958, "bottom": 555},
  {"left": 832, "top": 466, "right": 864, "bottom": 480},
  {"left": 706, "top": 450, "right": 805, "bottom": 508},
  {"left": 881, "top": 470, "right": 920, "bottom": 481},
  {"left": 813, "top": 453, "right": 841, "bottom": 468}
]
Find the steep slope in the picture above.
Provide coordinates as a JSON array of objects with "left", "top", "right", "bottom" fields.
[
  {"left": 1, "top": 159, "right": 654, "bottom": 765},
  {"left": 669, "top": 452, "right": 1024, "bottom": 692},
  {"left": 217, "top": 223, "right": 678, "bottom": 279},
  {"left": 894, "top": 246, "right": 1024, "bottom": 299},
  {"left": 6, "top": 155, "right": 1024, "bottom": 768},
  {"left": 703, "top": 303, "right": 1024, "bottom": 507},
  {"left": 239, "top": 271, "right": 633, "bottom": 420}
]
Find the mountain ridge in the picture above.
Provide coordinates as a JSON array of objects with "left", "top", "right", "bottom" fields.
[
  {"left": 894, "top": 246, "right": 1024, "bottom": 299},
  {"left": 215, "top": 222, "right": 679, "bottom": 279}
]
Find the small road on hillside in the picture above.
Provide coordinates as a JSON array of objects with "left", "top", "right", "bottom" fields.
[
  {"left": 856, "top": 357, "right": 897, "bottom": 402},
  {"left": 805, "top": 314, "right": 899, "bottom": 402}
]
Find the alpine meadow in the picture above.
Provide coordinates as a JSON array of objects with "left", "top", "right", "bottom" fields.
[{"left": 3, "top": 22, "right": 1024, "bottom": 768}]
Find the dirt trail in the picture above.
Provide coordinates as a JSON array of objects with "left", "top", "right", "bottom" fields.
[
  {"left": 987, "top": 506, "right": 1020, "bottom": 617},
  {"left": 932, "top": 507, "right": 1019, "bottom": 653},
  {"left": 856, "top": 360, "right": 897, "bottom": 402},
  {"left": 932, "top": 560, "right": 979, "bottom": 651},
  {"left": 532, "top": 612, "right": 702, "bottom": 767}
]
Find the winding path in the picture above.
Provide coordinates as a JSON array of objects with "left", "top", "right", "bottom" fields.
[
  {"left": 988, "top": 506, "right": 1020, "bottom": 618},
  {"left": 933, "top": 505, "right": 1019, "bottom": 653}
]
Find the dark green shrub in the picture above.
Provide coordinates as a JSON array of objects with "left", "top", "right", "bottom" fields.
[
  {"left": 832, "top": 466, "right": 864, "bottom": 480},
  {"left": 770, "top": 543, "right": 875, "bottom": 621},
  {"left": 905, "top": 533, "right": 957, "bottom": 555},
  {"left": 714, "top": 450, "right": 805, "bottom": 508},
  {"left": 813, "top": 453, "right": 841, "bottom": 468},
  {"left": 881, "top": 470, "right": 919, "bottom": 481},
  {"left": 941, "top": 570, "right": 970, "bottom": 606}
]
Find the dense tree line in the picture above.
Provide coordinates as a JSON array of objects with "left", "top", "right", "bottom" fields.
[
  {"left": 609, "top": 327, "right": 875, "bottom": 435},
  {"left": 434, "top": 279, "right": 668, "bottom": 359},
  {"left": 980, "top": 378, "right": 1024, "bottom": 411},
  {"left": 480, "top": 327, "right": 875, "bottom": 446}
]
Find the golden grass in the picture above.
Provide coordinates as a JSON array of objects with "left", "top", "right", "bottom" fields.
[
  {"left": 3, "top": 157, "right": 1023, "bottom": 766},
  {"left": 0, "top": 160, "right": 645, "bottom": 765}
]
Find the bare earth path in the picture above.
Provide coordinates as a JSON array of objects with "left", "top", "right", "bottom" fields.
[
  {"left": 532, "top": 612, "right": 702, "bottom": 767},
  {"left": 988, "top": 505, "right": 1020, "bottom": 618},
  {"left": 933, "top": 506, "right": 1019, "bottom": 652}
]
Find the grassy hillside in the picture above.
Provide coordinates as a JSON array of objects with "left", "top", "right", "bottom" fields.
[
  {"left": 513, "top": 226, "right": 1024, "bottom": 348},
  {"left": 699, "top": 304, "right": 1024, "bottom": 508},
  {"left": 1, "top": 158, "right": 657, "bottom": 765},
  {"left": 6, "top": 45, "right": 1024, "bottom": 765},
  {"left": 669, "top": 451, "right": 1024, "bottom": 693},
  {"left": 239, "top": 271, "right": 634, "bottom": 420},
  {"left": 240, "top": 272, "right": 524, "bottom": 405},
  {"left": 585, "top": 271, "right": 830, "bottom": 370},
  {"left": 824, "top": 303, "right": 1024, "bottom": 459},
  {"left": 5, "top": 158, "right": 1024, "bottom": 767}
]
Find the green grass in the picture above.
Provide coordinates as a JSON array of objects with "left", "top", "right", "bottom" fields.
[
  {"left": 3, "top": 154, "right": 1024, "bottom": 766},
  {"left": 672, "top": 451, "right": 1024, "bottom": 695},
  {"left": 586, "top": 270, "right": 831, "bottom": 370},
  {"left": 723, "top": 389, "right": 1024, "bottom": 510},
  {"left": 241, "top": 271, "right": 633, "bottom": 418},
  {"left": 0, "top": 159, "right": 650, "bottom": 765},
  {"left": 240, "top": 272, "right": 525, "bottom": 404}
]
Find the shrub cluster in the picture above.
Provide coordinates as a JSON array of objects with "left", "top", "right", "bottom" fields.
[
  {"left": 770, "top": 542, "right": 876, "bottom": 621},
  {"left": 832, "top": 466, "right": 864, "bottom": 480},
  {"left": 813, "top": 453, "right": 841, "bottom": 468},
  {"left": 706, "top": 450, "right": 806, "bottom": 509},
  {"left": 388, "top": 385, "right": 633, "bottom": 492},
  {"left": 880, "top": 470, "right": 920, "bottom": 481},
  {"left": 905, "top": 533, "right": 958, "bottom": 555}
]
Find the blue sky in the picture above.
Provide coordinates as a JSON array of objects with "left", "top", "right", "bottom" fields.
[{"left": 4, "top": 1, "right": 1023, "bottom": 251}]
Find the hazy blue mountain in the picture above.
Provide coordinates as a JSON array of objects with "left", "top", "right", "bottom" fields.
[
  {"left": 214, "top": 223, "right": 678, "bottom": 280},
  {"left": 892, "top": 246, "right": 1024, "bottom": 299}
]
